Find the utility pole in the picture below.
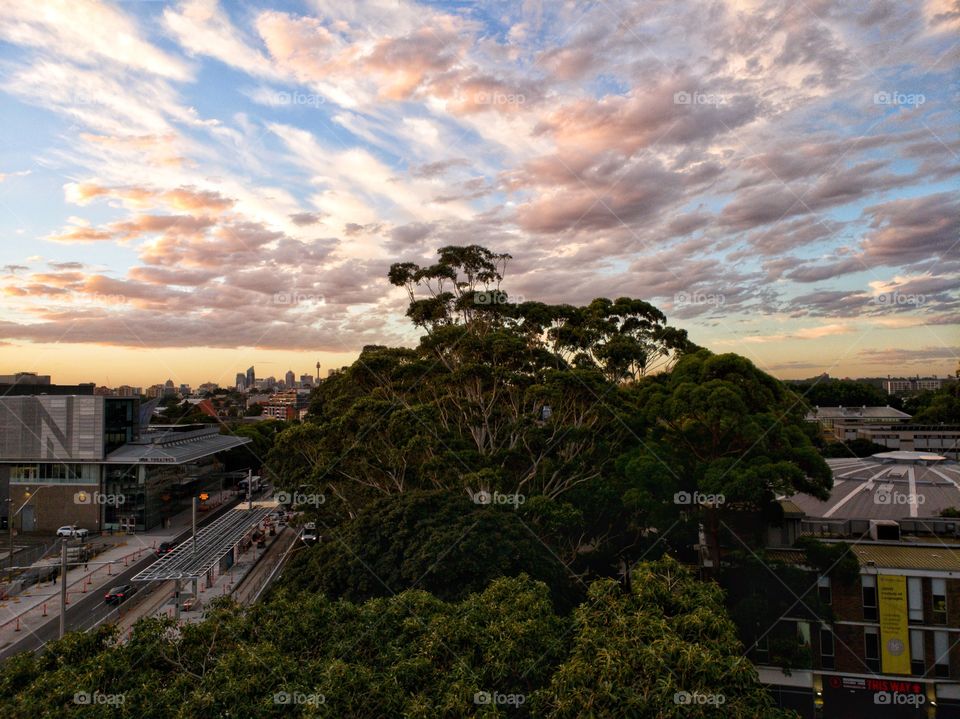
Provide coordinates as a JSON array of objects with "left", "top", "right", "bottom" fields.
[
  {"left": 192, "top": 496, "right": 197, "bottom": 557},
  {"left": 59, "top": 541, "right": 67, "bottom": 639},
  {"left": 246, "top": 469, "right": 252, "bottom": 511},
  {"left": 6, "top": 498, "right": 12, "bottom": 583}
]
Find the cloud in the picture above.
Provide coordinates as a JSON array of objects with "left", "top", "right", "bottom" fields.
[{"left": 0, "top": 0, "right": 191, "bottom": 81}]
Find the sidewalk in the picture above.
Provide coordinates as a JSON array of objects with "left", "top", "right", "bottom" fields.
[{"left": 0, "top": 490, "right": 235, "bottom": 651}]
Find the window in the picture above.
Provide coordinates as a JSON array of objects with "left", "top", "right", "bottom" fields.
[
  {"left": 935, "top": 632, "right": 950, "bottom": 678},
  {"left": 820, "top": 627, "right": 835, "bottom": 670},
  {"left": 797, "top": 621, "right": 811, "bottom": 648},
  {"left": 910, "top": 630, "right": 925, "bottom": 675},
  {"left": 818, "top": 576, "right": 832, "bottom": 605},
  {"left": 862, "top": 576, "right": 878, "bottom": 621},
  {"left": 932, "top": 578, "right": 947, "bottom": 625},
  {"left": 908, "top": 577, "right": 924, "bottom": 623},
  {"left": 865, "top": 628, "right": 881, "bottom": 672}
]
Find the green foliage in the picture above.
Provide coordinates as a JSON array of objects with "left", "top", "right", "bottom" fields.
[
  {"left": 793, "top": 537, "right": 860, "bottom": 584},
  {"left": 269, "top": 246, "right": 692, "bottom": 549},
  {"left": 616, "top": 351, "right": 832, "bottom": 564},
  {"left": 279, "top": 490, "right": 583, "bottom": 611},
  {"left": 0, "top": 560, "right": 788, "bottom": 719},
  {"left": 820, "top": 438, "right": 890, "bottom": 458},
  {"left": 792, "top": 379, "right": 898, "bottom": 410},
  {"left": 534, "top": 557, "right": 793, "bottom": 718},
  {"left": 909, "top": 383, "right": 960, "bottom": 423},
  {"left": 218, "top": 419, "right": 289, "bottom": 474}
]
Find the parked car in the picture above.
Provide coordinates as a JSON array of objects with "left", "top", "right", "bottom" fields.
[
  {"left": 56, "top": 526, "right": 89, "bottom": 538},
  {"left": 104, "top": 584, "right": 137, "bottom": 605},
  {"left": 156, "top": 541, "right": 175, "bottom": 556}
]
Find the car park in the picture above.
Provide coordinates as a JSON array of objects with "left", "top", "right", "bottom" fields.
[{"left": 104, "top": 584, "right": 137, "bottom": 605}]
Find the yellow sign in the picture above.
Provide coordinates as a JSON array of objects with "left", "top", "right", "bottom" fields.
[
  {"left": 878, "top": 575, "right": 911, "bottom": 674},
  {"left": 199, "top": 493, "right": 209, "bottom": 501}
]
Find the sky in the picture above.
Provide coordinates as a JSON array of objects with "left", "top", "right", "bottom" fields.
[{"left": 0, "top": 0, "right": 957, "bottom": 388}]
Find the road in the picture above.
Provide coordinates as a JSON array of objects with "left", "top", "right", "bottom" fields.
[{"left": 0, "top": 492, "right": 257, "bottom": 661}]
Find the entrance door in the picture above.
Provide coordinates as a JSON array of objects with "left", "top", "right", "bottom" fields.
[{"left": 21, "top": 505, "right": 36, "bottom": 532}]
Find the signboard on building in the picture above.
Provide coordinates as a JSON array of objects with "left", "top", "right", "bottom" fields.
[{"left": 878, "top": 574, "right": 911, "bottom": 674}]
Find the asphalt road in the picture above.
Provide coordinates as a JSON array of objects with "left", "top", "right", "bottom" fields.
[{"left": 0, "top": 491, "right": 259, "bottom": 661}]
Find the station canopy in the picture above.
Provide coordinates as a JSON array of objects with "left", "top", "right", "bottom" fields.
[{"left": 132, "top": 503, "right": 276, "bottom": 582}]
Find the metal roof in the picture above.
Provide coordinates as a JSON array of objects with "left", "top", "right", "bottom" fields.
[
  {"left": 849, "top": 543, "right": 960, "bottom": 572},
  {"left": 806, "top": 406, "right": 912, "bottom": 420},
  {"left": 766, "top": 545, "right": 960, "bottom": 572},
  {"left": 103, "top": 432, "right": 251, "bottom": 464},
  {"left": 132, "top": 504, "right": 274, "bottom": 581},
  {"left": 787, "top": 458, "right": 960, "bottom": 521}
]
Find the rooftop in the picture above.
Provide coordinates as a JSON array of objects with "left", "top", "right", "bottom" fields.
[
  {"left": 767, "top": 543, "right": 960, "bottom": 573},
  {"left": 132, "top": 504, "right": 274, "bottom": 581},
  {"left": 806, "top": 405, "right": 912, "bottom": 420},
  {"left": 787, "top": 456, "right": 960, "bottom": 521},
  {"left": 104, "top": 426, "right": 251, "bottom": 464}
]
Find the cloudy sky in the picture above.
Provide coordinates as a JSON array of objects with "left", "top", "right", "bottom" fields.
[{"left": 0, "top": 0, "right": 957, "bottom": 388}]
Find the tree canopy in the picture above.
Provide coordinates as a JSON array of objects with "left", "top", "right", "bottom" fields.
[{"left": 0, "top": 559, "right": 791, "bottom": 719}]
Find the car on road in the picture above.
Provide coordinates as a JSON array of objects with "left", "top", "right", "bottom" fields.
[
  {"left": 301, "top": 522, "right": 318, "bottom": 544},
  {"left": 104, "top": 584, "right": 137, "bottom": 605},
  {"left": 156, "top": 541, "right": 175, "bottom": 556},
  {"left": 56, "top": 526, "right": 89, "bottom": 538},
  {"left": 182, "top": 596, "right": 202, "bottom": 612}
]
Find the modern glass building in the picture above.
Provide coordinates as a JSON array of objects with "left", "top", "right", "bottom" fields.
[{"left": 0, "top": 394, "right": 250, "bottom": 533}]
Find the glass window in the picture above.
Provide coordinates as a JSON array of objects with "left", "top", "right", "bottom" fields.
[
  {"left": 932, "top": 578, "right": 947, "bottom": 625},
  {"left": 865, "top": 628, "right": 881, "bottom": 672},
  {"left": 820, "top": 627, "right": 835, "bottom": 670},
  {"left": 818, "top": 576, "right": 832, "bottom": 605},
  {"left": 935, "top": 632, "right": 950, "bottom": 678},
  {"left": 797, "top": 621, "right": 811, "bottom": 647},
  {"left": 862, "top": 576, "right": 878, "bottom": 621},
  {"left": 908, "top": 577, "right": 924, "bottom": 623},
  {"left": 910, "top": 630, "right": 925, "bottom": 675}
]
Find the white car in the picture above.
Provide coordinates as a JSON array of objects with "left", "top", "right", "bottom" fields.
[{"left": 56, "top": 526, "right": 89, "bottom": 538}]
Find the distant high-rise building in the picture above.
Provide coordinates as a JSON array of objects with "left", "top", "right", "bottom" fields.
[
  {"left": 299, "top": 374, "right": 313, "bottom": 388},
  {"left": 235, "top": 373, "right": 246, "bottom": 391},
  {"left": 179, "top": 383, "right": 191, "bottom": 396},
  {"left": 163, "top": 379, "right": 176, "bottom": 397},
  {"left": 285, "top": 369, "right": 296, "bottom": 388},
  {"left": 246, "top": 366, "right": 255, "bottom": 389}
]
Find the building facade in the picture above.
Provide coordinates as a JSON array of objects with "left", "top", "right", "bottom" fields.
[
  {"left": 807, "top": 406, "right": 913, "bottom": 441},
  {"left": 0, "top": 395, "right": 249, "bottom": 534}
]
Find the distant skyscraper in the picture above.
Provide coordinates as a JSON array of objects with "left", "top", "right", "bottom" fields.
[
  {"left": 299, "top": 373, "right": 313, "bottom": 388},
  {"left": 246, "top": 366, "right": 255, "bottom": 389},
  {"left": 285, "top": 370, "right": 296, "bottom": 388},
  {"left": 235, "top": 373, "right": 246, "bottom": 392}
]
